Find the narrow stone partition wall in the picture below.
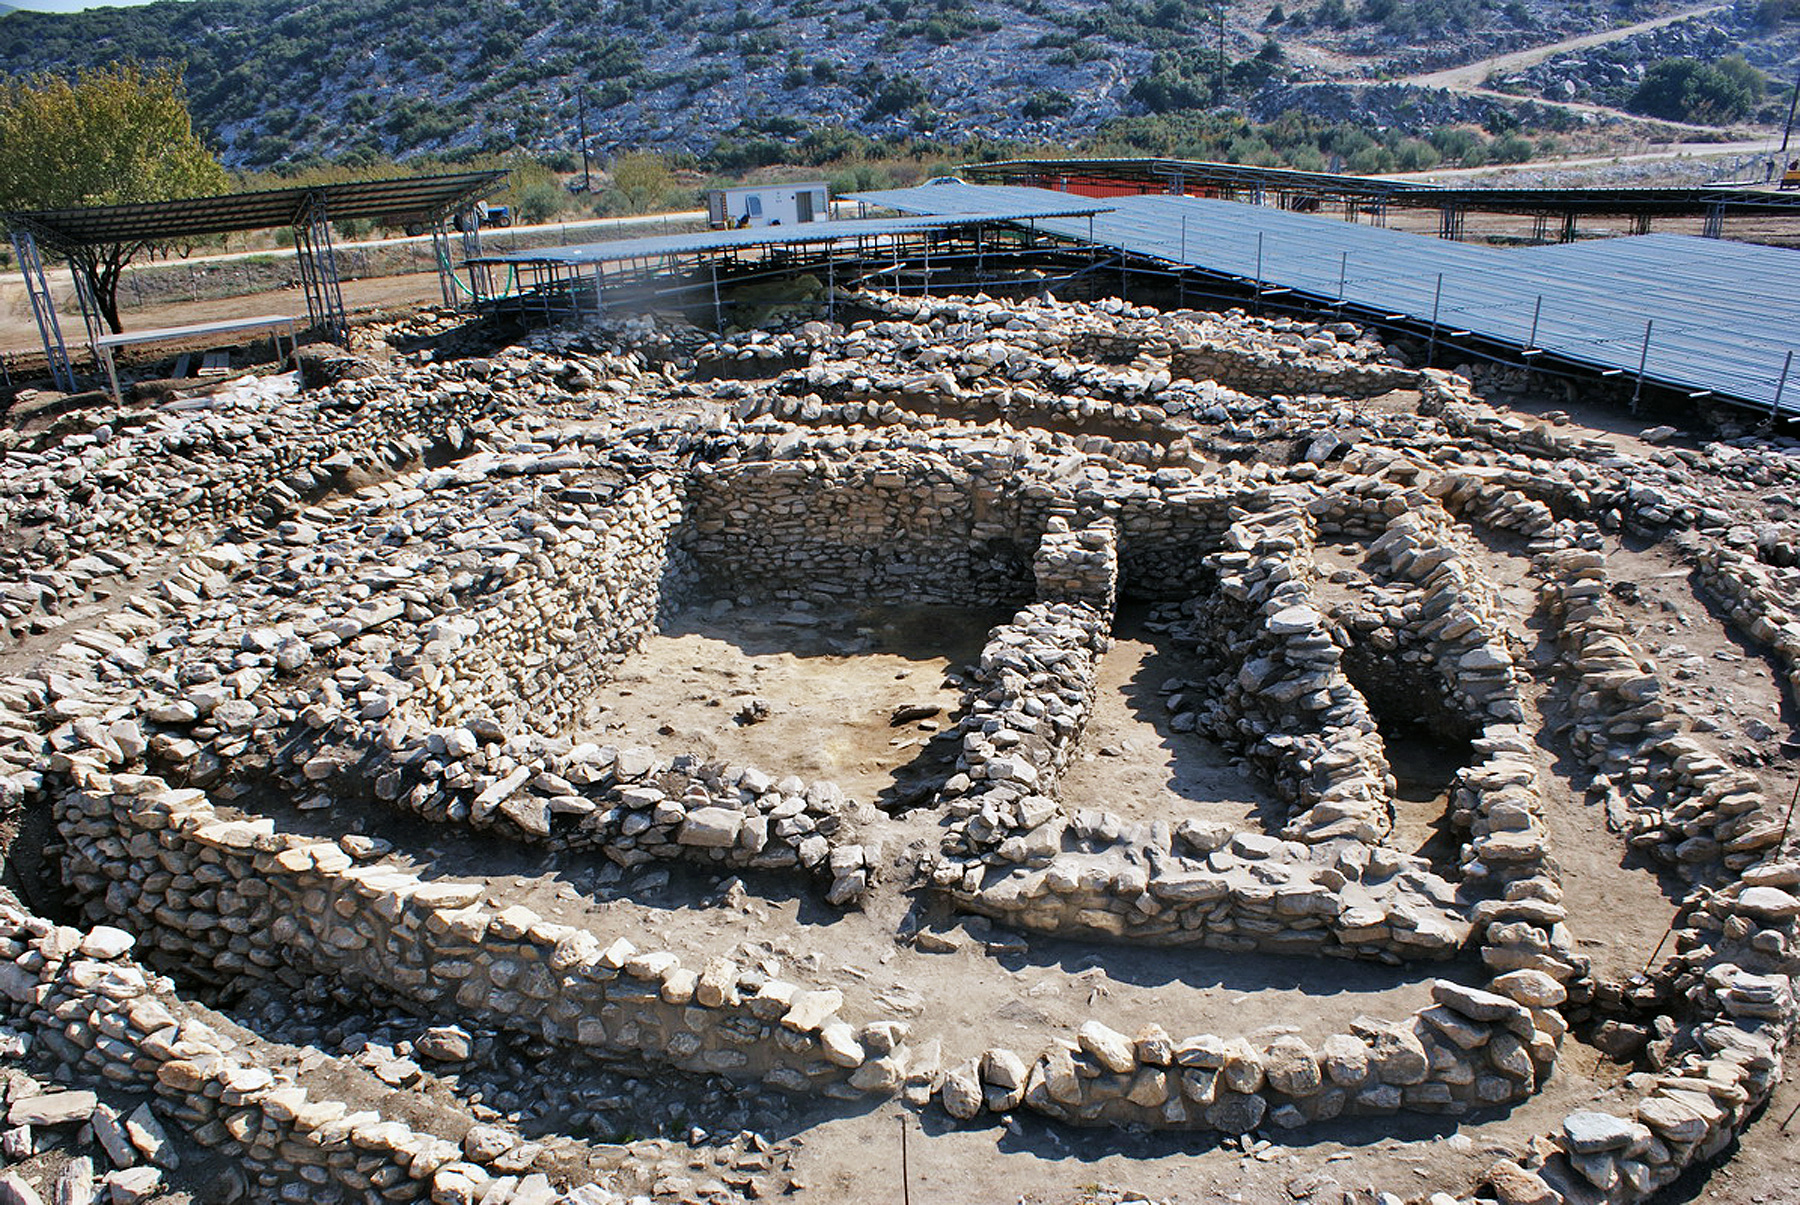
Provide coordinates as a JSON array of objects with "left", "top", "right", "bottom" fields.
[
  {"left": 53, "top": 773, "right": 910, "bottom": 1102},
  {"left": 1539, "top": 546, "right": 1782, "bottom": 879},
  {"left": 930, "top": 518, "right": 1469, "bottom": 960},
  {"left": 1348, "top": 504, "right": 1552, "bottom": 892},
  {"left": 1180, "top": 497, "right": 1394, "bottom": 845},
  {"left": 280, "top": 722, "right": 876, "bottom": 905},
  {"left": 936, "top": 973, "right": 1561, "bottom": 1132}
]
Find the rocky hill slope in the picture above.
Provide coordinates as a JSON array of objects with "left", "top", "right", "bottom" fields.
[{"left": 0, "top": 0, "right": 1769, "bottom": 168}]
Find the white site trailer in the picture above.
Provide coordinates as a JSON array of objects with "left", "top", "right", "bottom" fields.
[{"left": 706, "top": 182, "right": 831, "bottom": 229}]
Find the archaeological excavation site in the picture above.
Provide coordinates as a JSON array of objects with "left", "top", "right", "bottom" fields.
[{"left": 0, "top": 287, "right": 1796, "bottom": 1205}]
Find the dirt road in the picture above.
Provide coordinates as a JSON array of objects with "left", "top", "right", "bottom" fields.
[
  {"left": 1397, "top": 2, "right": 1732, "bottom": 91},
  {"left": 1342, "top": 1, "right": 1763, "bottom": 136},
  {"left": 1378, "top": 137, "right": 1783, "bottom": 183}
]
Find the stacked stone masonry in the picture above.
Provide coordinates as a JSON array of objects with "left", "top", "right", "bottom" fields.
[{"left": 0, "top": 287, "right": 1794, "bottom": 1205}]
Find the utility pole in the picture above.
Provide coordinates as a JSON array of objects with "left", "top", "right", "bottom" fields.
[
  {"left": 576, "top": 86, "right": 593, "bottom": 192},
  {"left": 1781, "top": 66, "right": 1800, "bottom": 165},
  {"left": 1215, "top": 2, "right": 1227, "bottom": 101}
]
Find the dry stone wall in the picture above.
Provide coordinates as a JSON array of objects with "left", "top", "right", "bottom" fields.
[
  {"left": 0, "top": 890, "right": 627, "bottom": 1205},
  {"left": 53, "top": 774, "right": 904, "bottom": 1102},
  {"left": 1182, "top": 500, "right": 1394, "bottom": 845},
  {"left": 4, "top": 287, "right": 1800, "bottom": 1205},
  {"left": 1539, "top": 547, "right": 1782, "bottom": 880}
]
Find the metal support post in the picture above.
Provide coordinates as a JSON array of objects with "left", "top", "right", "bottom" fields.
[
  {"left": 1179, "top": 216, "right": 1187, "bottom": 263},
  {"left": 1438, "top": 204, "right": 1458, "bottom": 240},
  {"left": 827, "top": 253, "right": 835, "bottom": 322},
  {"left": 11, "top": 229, "right": 75, "bottom": 392},
  {"left": 1702, "top": 203, "right": 1725, "bottom": 239},
  {"left": 431, "top": 222, "right": 457, "bottom": 308},
  {"left": 1632, "top": 320, "right": 1653, "bottom": 412},
  {"left": 1783, "top": 65, "right": 1800, "bottom": 163},
  {"left": 1253, "top": 232, "right": 1264, "bottom": 315},
  {"left": 1773, "top": 349, "right": 1793, "bottom": 420},
  {"left": 295, "top": 195, "right": 349, "bottom": 344},
  {"left": 68, "top": 267, "right": 105, "bottom": 360},
  {"left": 711, "top": 264, "right": 724, "bottom": 332},
  {"left": 1527, "top": 294, "right": 1542, "bottom": 350},
  {"left": 1336, "top": 252, "right": 1347, "bottom": 311},
  {"left": 1428, "top": 273, "right": 1443, "bottom": 366},
  {"left": 460, "top": 219, "right": 490, "bottom": 308}
]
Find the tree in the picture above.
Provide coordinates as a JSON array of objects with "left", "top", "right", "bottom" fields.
[
  {"left": 610, "top": 152, "right": 673, "bottom": 214},
  {"left": 0, "top": 63, "right": 230, "bottom": 333}
]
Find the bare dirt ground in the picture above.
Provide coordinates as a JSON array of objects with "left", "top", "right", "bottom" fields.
[
  {"left": 1056, "top": 609, "right": 1269, "bottom": 833},
  {"left": 586, "top": 600, "right": 1004, "bottom": 810}
]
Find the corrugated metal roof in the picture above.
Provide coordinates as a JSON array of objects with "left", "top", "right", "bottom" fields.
[
  {"left": 957, "top": 158, "right": 1800, "bottom": 216},
  {"left": 7, "top": 172, "right": 508, "bottom": 251},
  {"left": 848, "top": 182, "right": 1800, "bottom": 413},
  {"left": 468, "top": 206, "right": 1111, "bottom": 268}
]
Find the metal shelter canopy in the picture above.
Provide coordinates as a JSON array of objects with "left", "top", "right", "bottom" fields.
[
  {"left": 961, "top": 157, "right": 1423, "bottom": 200},
  {"left": 957, "top": 157, "right": 1800, "bottom": 222},
  {"left": 464, "top": 206, "right": 1114, "bottom": 268},
  {"left": 849, "top": 181, "right": 1800, "bottom": 416},
  {"left": 6, "top": 171, "right": 507, "bottom": 393},
  {"left": 6, "top": 171, "right": 507, "bottom": 252}
]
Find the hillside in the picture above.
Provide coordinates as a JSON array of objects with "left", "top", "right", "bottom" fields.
[{"left": 0, "top": 0, "right": 1778, "bottom": 168}]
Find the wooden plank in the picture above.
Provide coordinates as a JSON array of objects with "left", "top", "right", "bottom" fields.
[{"left": 93, "top": 314, "right": 298, "bottom": 349}]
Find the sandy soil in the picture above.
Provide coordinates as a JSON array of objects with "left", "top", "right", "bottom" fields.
[{"left": 585, "top": 600, "right": 1006, "bottom": 811}]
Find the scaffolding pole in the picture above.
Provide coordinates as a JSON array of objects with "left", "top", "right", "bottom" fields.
[
  {"left": 431, "top": 221, "right": 458, "bottom": 308},
  {"left": 11, "top": 228, "right": 75, "bottom": 392},
  {"left": 294, "top": 195, "right": 349, "bottom": 344}
]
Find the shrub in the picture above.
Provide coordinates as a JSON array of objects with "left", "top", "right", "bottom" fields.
[
  {"left": 1022, "top": 89, "right": 1074, "bottom": 119},
  {"left": 1628, "top": 56, "right": 1765, "bottom": 124},
  {"left": 1490, "top": 132, "right": 1534, "bottom": 163},
  {"left": 866, "top": 75, "right": 928, "bottom": 117}
]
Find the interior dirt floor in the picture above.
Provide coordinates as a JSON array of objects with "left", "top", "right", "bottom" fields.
[
  {"left": 578, "top": 599, "right": 1009, "bottom": 811},
  {"left": 1055, "top": 608, "right": 1272, "bottom": 834}
]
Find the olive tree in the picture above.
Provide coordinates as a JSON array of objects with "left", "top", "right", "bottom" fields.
[{"left": 0, "top": 63, "right": 231, "bottom": 332}]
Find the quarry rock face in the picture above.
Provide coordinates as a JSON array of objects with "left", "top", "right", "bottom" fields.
[{"left": 0, "top": 289, "right": 1793, "bottom": 1205}]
